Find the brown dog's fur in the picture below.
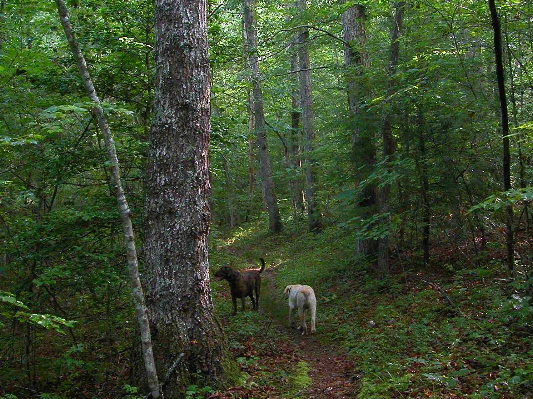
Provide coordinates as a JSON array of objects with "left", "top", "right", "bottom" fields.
[{"left": 214, "top": 258, "right": 266, "bottom": 315}]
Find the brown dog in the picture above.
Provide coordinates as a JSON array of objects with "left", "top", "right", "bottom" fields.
[{"left": 214, "top": 258, "right": 266, "bottom": 315}]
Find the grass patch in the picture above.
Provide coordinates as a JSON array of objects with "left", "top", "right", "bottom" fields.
[{"left": 289, "top": 361, "right": 312, "bottom": 391}]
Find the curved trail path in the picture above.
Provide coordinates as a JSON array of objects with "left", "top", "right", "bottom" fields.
[
  {"left": 215, "top": 268, "right": 358, "bottom": 398},
  {"left": 264, "top": 268, "right": 358, "bottom": 399}
]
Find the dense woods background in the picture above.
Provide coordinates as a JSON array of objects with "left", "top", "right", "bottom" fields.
[{"left": 1, "top": 0, "right": 532, "bottom": 398}]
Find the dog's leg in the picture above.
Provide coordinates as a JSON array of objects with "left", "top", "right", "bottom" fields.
[
  {"left": 298, "top": 307, "right": 307, "bottom": 335},
  {"left": 241, "top": 297, "right": 246, "bottom": 312},
  {"left": 249, "top": 294, "right": 256, "bottom": 311},
  {"left": 288, "top": 306, "right": 295, "bottom": 328},
  {"left": 310, "top": 304, "right": 316, "bottom": 334},
  {"left": 254, "top": 280, "right": 260, "bottom": 310},
  {"left": 232, "top": 296, "right": 238, "bottom": 315}
]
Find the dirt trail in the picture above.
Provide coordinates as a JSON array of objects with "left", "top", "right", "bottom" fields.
[
  {"left": 291, "top": 334, "right": 358, "bottom": 398},
  {"left": 214, "top": 265, "right": 358, "bottom": 398},
  {"left": 260, "top": 269, "right": 358, "bottom": 399}
]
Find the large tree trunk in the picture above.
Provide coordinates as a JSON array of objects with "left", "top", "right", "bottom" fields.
[
  {"left": 296, "top": 0, "right": 321, "bottom": 232},
  {"left": 341, "top": 2, "right": 378, "bottom": 256},
  {"left": 488, "top": 0, "right": 514, "bottom": 272},
  {"left": 242, "top": 0, "right": 282, "bottom": 233},
  {"left": 145, "top": 0, "right": 233, "bottom": 396},
  {"left": 54, "top": 1, "right": 161, "bottom": 397},
  {"left": 377, "top": 1, "right": 405, "bottom": 276}
]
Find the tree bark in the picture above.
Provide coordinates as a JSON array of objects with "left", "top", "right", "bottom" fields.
[
  {"left": 54, "top": 1, "right": 161, "bottom": 397},
  {"left": 504, "top": 24, "right": 530, "bottom": 235},
  {"left": 222, "top": 153, "right": 238, "bottom": 228},
  {"left": 289, "top": 35, "right": 305, "bottom": 218},
  {"left": 296, "top": 0, "right": 321, "bottom": 232},
  {"left": 377, "top": 1, "right": 405, "bottom": 276},
  {"left": 415, "top": 105, "right": 430, "bottom": 266},
  {"left": 0, "top": 0, "right": 6, "bottom": 50},
  {"left": 341, "top": 2, "right": 377, "bottom": 256},
  {"left": 242, "top": 0, "right": 282, "bottom": 233},
  {"left": 488, "top": 0, "right": 514, "bottom": 272},
  {"left": 145, "top": 0, "right": 233, "bottom": 396}
]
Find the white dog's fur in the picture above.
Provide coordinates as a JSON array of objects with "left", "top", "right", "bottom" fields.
[{"left": 284, "top": 284, "right": 316, "bottom": 335}]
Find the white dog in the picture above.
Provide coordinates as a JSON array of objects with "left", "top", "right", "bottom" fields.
[{"left": 284, "top": 284, "right": 316, "bottom": 335}]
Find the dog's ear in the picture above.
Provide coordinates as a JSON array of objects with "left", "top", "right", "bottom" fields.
[{"left": 284, "top": 285, "right": 291, "bottom": 295}]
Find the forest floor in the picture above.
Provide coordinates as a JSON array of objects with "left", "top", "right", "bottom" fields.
[
  {"left": 207, "top": 222, "right": 533, "bottom": 399},
  {"left": 212, "top": 267, "right": 360, "bottom": 399}
]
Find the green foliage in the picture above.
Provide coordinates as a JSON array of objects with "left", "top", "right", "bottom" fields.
[
  {"left": 1, "top": 292, "right": 74, "bottom": 333},
  {"left": 25, "top": 313, "right": 74, "bottom": 334},
  {"left": 2, "top": 0, "right": 533, "bottom": 397},
  {"left": 0, "top": 292, "right": 29, "bottom": 311},
  {"left": 210, "top": 218, "right": 533, "bottom": 398},
  {"left": 290, "top": 362, "right": 312, "bottom": 390},
  {"left": 185, "top": 385, "right": 215, "bottom": 399},
  {"left": 37, "top": 394, "right": 63, "bottom": 399},
  {"left": 122, "top": 385, "right": 143, "bottom": 399},
  {"left": 470, "top": 187, "right": 533, "bottom": 212},
  {"left": 358, "top": 372, "right": 412, "bottom": 399}
]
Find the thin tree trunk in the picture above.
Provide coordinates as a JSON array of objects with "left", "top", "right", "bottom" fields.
[
  {"left": 505, "top": 22, "right": 530, "bottom": 233},
  {"left": 289, "top": 35, "right": 305, "bottom": 218},
  {"left": 242, "top": 0, "right": 282, "bottom": 233},
  {"left": 488, "top": 0, "right": 514, "bottom": 272},
  {"left": 248, "top": 136, "right": 256, "bottom": 220},
  {"left": 341, "top": 2, "right": 377, "bottom": 256},
  {"left": 222, "top": 153, "right": 238, "bottom": 228},
  {"left": 54, "top": 2, "right": 161, "bottom": 397},
  {"left": 247, "top": 96, "right": 256, "bottom": 218},
  {"left": 145, "top": 0, "right": 233, "bottom": 396},
  {"left": 460, "top": 171, "right": 486, "bottom": 253},
  {"left": 0, "top": 0, "right": 6, "bottom": 49},
  {"left": 416, "top": 105, "right": 430, "bottom": 266},
  {"left": 377, "top": 1, "right": 405, "bottom": 276},
  {"left": 23, "top": 269, "right": 35, "bottom": 389},
  {"left": 296, "top": 0, "right": 321, "bottom": 232}
]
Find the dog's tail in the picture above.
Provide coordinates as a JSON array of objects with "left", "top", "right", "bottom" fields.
[{"left": 259, "top": 258, "right": 266, "bottom": 273}]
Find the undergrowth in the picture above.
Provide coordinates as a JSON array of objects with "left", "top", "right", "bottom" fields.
[
  {"left": 209, "top": 297, "right": 315, "bottom": 398},
  {"left": 210, "top": 217, "right": 533, "bottom": 398}
]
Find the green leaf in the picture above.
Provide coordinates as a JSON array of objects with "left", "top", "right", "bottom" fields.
[{"left": 0, "top": 292, "right": 30, "bottom": 310}]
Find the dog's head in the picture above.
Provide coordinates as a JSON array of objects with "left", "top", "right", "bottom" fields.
[{"left": 214, "top": 265, "right": 239, "bottom": 282}]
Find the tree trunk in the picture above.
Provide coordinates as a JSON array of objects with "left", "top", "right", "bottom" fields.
[
  {"left": 247, "top": 97, "right": 256, "bottom": 219},
  {"left": 415, "top": 105, "right": 430, "bottom": 266},
  {"left": 341, "top": 2, "right": 377, "bottom": 256},
  {"left": 248, "top": 136, "right": 256, "bottom": 220},
  {"left": 145, "top": 0, "right": 233, "bottom": 396},
  {"left": 222, "top": 153, "right": 238, "bottom": 228},
  {"left": 0, "top": 0, "right": 5, "bottom": 50},
  {"left": 289, "top": 35, "right": 305, "bottom": 218},
  {"left": 296, "top": 0, "right": 321, "bottom": 232},
  {"left": 488, "top": 0, "right": 514, "bottom": 272},
  {"left": 242, "top": 0, "right": 282, "bottom": 233},
  {"left": 54, "top": 1, "right": 161, "bottom": 397},
  {"left": 377, "top": 1, "right": 405, "bottom": 276},
  {"left": 505, "top": 24, "right": 530, "bottom": 235}
]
